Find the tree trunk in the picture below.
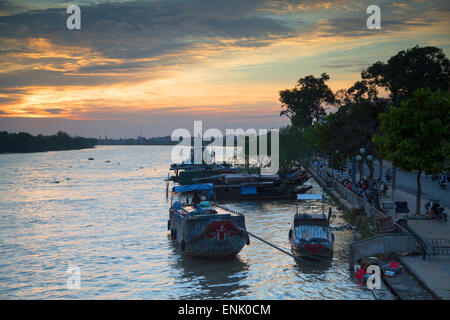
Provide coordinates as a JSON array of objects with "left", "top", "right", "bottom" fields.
[
  {"left": 378, "top": 158, "right": 383, "bottom": 181},
  {"left": 416, "top": 170, "right": 422, "bottom": 215},
  {"left": 369, "top": 164, "right": 374, "bottom": 184}
]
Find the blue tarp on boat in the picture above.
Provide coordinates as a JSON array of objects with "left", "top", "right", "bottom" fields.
[
  {"left": 241, "top": 186, "right": 257, "bottom": 195},
  {"left": 173, "top": 183, "right": 214, "bottom": 193}
]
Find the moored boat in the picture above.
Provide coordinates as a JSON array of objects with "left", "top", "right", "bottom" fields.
[
  {"left": 168, "top": 183, "right": 249, "bottom": 258},
  {"left": 289, "top": 194, "right": 334, "bottom": 259}
]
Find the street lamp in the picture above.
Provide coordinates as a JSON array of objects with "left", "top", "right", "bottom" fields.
[
  {"left": 359, "top": 148, "right": 366, "bottom": 180},
  {"left": 356, "top": 155, "right": 362, "bottom": 180},
  {"left": 367, "top": 155, "right": 373, "bottom": 184}
]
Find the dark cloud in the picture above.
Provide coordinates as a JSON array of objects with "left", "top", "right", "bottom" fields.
[
  {"left": 0, "top": 0, "right": 447, "bottom": 90},
  {"left": 0, "top": 0, "right": 295, "bottom": 88},
  {"left": 44, "top": 108, "right": 65, "bottom": 114}
]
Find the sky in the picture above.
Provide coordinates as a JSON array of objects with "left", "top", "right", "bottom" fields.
[{"left": 0, "top": 0, "right": 449, "bottom": 138}]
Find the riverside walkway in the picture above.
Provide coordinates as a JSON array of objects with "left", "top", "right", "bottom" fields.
[{"left": 309, "top": 163, "right": 450, "bottom": 299}]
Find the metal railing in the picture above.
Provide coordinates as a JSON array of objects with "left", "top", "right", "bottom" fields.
[
  {"left": 309, "top": 165, "right": 435, "bottom": 258},
  {"left": 425, "top": 238, "right": 450, "bottom": 255},
  {"left": 309, "top": 165, "right": 384, "bottom": 218}
]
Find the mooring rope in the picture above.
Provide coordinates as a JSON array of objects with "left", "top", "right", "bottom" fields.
[{"left": 239, "top": 228, "right": 314, "bottom": 267}]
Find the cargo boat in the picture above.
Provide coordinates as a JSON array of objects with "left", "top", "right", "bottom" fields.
[
  {"left": 168, "top": 183, "right": 249, "bottom": 258},
  {"left": 289, "top": 194, "right": 334, "bottom": 258}
]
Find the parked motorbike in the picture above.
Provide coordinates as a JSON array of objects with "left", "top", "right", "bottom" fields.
[
  {"left": 385, "top": 169, "right": 392, "bottom": 182},
  {"left": 425, "top": 200, "right": 447, "bottom": 222}
]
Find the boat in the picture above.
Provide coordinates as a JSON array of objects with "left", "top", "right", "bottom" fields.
[
  {"left": 169, "top": 162, "right": 237, "bottom": 184},
  {"left": 190, "top": 169, "right": 312, "bottom": 200},
  {"left": 289, "top": 194, "right": 334, "bottom": 259},
  {"left": 168, "top": 183, "right": 249, "bottom": 258}
]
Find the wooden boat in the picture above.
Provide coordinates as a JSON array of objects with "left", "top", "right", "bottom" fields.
[
  {"left": 191, "top": 170, "right": 312, "bottom": 200},
  {"left": 289, "top": 194, "right": 334, "bottom": 259},
  {"left": 169, "top": 163, "right": 237, "bottom": 184},
  {"left": 168, "top": 183, "right": 249, "bottom": 258}
]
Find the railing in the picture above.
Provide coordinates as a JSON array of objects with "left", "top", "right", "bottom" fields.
[
  {"left": 309, "top": 165, "right": 384, "bottom": 218},
  {"left": 309, "top": 164, "right": 435, "bottom": 258},
  {"left": 425, "top": 238, "right": 450, "bottom": 255}
]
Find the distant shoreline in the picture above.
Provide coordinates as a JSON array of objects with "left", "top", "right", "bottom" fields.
[{"left": 0, "top": 131, "right": 97, "bottom": 154}]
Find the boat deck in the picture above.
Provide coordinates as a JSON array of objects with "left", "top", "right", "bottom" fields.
[{"left": 178, "top": 204, "right": 239, "bottom": 216}]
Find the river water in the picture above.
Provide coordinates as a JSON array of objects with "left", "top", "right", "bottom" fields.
[{"left": 0, "top": 146, "right": 376, "bottom": 299}]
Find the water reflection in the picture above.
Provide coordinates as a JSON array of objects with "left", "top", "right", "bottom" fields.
[
  {"left": 0, "top": 146, "right": 377, "bottom": 299},
  {"left": 171, "top": 244, "right": 250, "bottom": 299},
  {"left": 293, "top": 257, "right": 332, "bottom": 275}
]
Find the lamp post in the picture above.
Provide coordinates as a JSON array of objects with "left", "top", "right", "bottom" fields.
[
  {"left": 356, "top": 155, "right": 362, "bottom": 181},
  {"left": 359, "top": 148, "right": 366, "bottom": 181},
  {"left": 367, "top": 154, "right": 373, "bottom": 184}
]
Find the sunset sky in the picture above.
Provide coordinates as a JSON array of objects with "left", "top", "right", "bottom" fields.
[{"left": 0, "top": 0, "right": 449, "bottom": 138}]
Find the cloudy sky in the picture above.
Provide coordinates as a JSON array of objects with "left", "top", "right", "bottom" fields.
[{"left": 0, "top": 0, "right": 449, "bottom": 138}]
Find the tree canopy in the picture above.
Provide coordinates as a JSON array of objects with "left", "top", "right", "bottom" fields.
[
  {"left": 0, "top": 131, "right": 98, "bottom": 153},
  {"left": 280, "top": 73, "right": 335, "bottom": 129},
  {"left": 363, "top": 46, "right": 450, "bottom": 105},
  {"left": 373, "top": 88, "right": 450, "bottom": 213}
]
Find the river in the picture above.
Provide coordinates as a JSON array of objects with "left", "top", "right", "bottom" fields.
[{"left": 0, "top": 146, "right": 376, "bottom": 299}]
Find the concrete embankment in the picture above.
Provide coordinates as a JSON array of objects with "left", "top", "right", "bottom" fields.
[{"left": 308, "top": 166, "right": 447, "bottom": 300}]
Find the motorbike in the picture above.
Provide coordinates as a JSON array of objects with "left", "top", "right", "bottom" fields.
[
  {"left": 385, "top": 170, "right": 392, "bottom": 182},
  {"left": 439, "top": 180, "right": 447, "bottom": 189},
  {"left": 425, "top": 200, "right": 447, "bottom": 222}
]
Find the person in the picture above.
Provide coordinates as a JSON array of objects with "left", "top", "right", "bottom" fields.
[
  {"left": 347, "top": 181, "right": 352, "bottom": 191},
  {"left": 355, "top": 259, "right": 370, "bottom": 281},
  {"left": 192, "top": 192, "right": 201, "bottom": 206}
]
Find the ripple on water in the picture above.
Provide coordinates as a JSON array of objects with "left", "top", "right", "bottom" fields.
[{"left": 0, "top": 146, "right": 376, "bottom": 299}]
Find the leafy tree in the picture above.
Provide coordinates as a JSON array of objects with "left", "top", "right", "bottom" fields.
[
  {"left": 313, "top": 94, "right": 389, "bottom": 179},
  {"left": 280, "top": 73, "right": 335, "bottom": 129},
  {"left": 373, "top": 88, "right": 450, "bottom": 214},
  {"left": 278, "top": 126, "right": 315, "bottom": 171},
  {"left": 363, "top": 46, "right": 450, "bottom": 105}
]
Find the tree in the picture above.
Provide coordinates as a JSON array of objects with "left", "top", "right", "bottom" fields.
[
  {"left": 280, "top": 73, "right": 335, "bottom": 129},
  {"left": 278, "top": 126, "right": 315, "bottom": 171},
  {"left": 363, "top": 46, "right": 450, "bottom": 105},
  {"left": 313, "top": 92, "right": 389, "bottom": 179},
  {"left": 373, "top": 88, "right": 450, "bottom": 214}
]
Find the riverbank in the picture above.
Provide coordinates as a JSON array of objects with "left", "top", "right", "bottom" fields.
[{"left": 308, "top": 164, "right": 450, "bottom": 299}]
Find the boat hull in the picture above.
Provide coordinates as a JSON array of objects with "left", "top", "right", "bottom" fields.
[
  {"left": 169, "top": 208, "right": 248, "bottom": 258},
  {"left": 291, "top": 243, "right": 333, "bottom": 259}
]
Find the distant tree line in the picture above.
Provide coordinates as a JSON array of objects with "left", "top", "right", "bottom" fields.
[
  {"left": 0, "top": 131, "right": 98, "bottom": 153},
  {"left": 97, "top": 136, "right": 178, "bottom": 146}
]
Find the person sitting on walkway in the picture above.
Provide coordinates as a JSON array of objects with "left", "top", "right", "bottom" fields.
[{"left": 355, "top": 259, "right": 371, "bottom": 281}]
